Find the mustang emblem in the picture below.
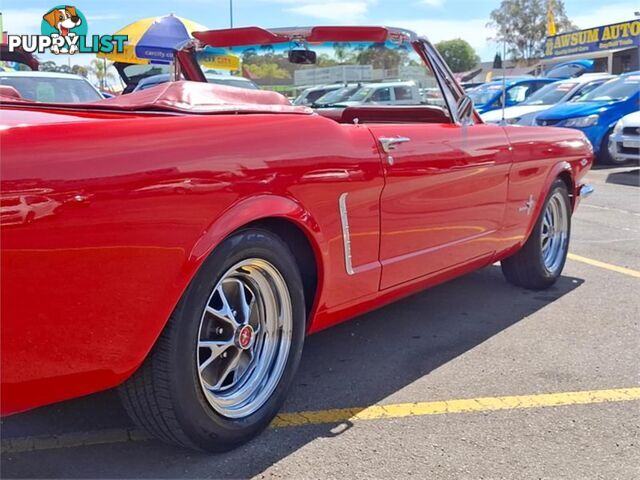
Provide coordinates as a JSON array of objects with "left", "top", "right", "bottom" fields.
[{"left": 519, "top": 194, "right": 535, "bottom": 215}]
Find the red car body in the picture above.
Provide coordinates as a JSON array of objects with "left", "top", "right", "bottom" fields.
[{"left": 0, "top": 27, "right": 593, "bottom": 416}]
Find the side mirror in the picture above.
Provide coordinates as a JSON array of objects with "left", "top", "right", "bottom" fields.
[
  {"left": 288, "top": 49, "right": 316, "bottom": 65},
  {"left": 456, "top": 95, "right": 474, "bottom": 124}
]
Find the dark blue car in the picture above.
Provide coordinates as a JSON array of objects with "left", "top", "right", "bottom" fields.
[
  {"left": 468, "top": 77, "right": 558, "bottom": 114},
  {"left": 535, "top": 72, "right": 640, "bottom": 164}
]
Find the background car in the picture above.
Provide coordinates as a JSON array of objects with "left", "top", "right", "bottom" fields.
[
  {"left": 535, "top": 71, "right": 640, "bottom": 164},
  {"left": 0, "top": 71, "right": 103, "bottom": 103},
  {"left": 468, "top": 77, "right": 558, "bottom": 114},
  {"left": 481, "top": 74, "right": 613, "bottom": 125},
  {"left": 608, "top": 111, "right": 640, "bottom": 164},
  {"left": 134, "top": 73, "right": 259, "bottom": 92},
  {"left": 311, "top": 83, "right": 363, "bottom": 107},
  {"left": 340, "top": 81, "right": 422, "bottom": 106},
  {"left": 545, "top": 59, "right": 596, "bottom": 79},
  {"left": 293, "top": 84, "right": 342, "bottom": 105}
]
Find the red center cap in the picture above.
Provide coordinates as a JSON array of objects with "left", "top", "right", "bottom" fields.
[{"left": 237, "top": 325, "right": 254, "bottom": 350}]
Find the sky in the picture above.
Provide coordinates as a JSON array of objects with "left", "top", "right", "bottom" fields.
[{"left": 2, "top": 0, "right": 639, "bottom": 67}]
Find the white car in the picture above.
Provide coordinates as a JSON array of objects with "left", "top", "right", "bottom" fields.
[
  {"left": 293, "top": 84, "right": 342, "bottom": 105},
  {"left": 0, "top": 71, "right": 103, "bottom": 103},
  {"left": 608, "top": 111, "right": 640, "bottom": 164},
  {"left": 133, "top": 73, "right": 259, "bottom": 92},
  {"left": 481, "top": 73, "right": 613, "bottom": 125},
  {"left": 341, "top": 81, "right": 422, "bottom": 106}
]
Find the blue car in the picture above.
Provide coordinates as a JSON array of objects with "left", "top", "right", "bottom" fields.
[
  {"left": 468, "top": 77, "right": 558, "bottom": 114},
  {"left": 546, "top": 59, "right": 595, "bottom": 79},
  {"left": 535, "top": 72, "right": 640, "bottom": 164}
]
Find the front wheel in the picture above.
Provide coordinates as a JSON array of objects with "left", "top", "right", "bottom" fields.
[
  {"left": 501, "top": 179, "right": 571, "bottom": 290},
  {"left": 119, "top": 228, "right": 306, "bottom": 452}
]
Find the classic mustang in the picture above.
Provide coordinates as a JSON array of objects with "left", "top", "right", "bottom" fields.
[{"left": 0, "top": 26, "right": 594, "bottom": 452}]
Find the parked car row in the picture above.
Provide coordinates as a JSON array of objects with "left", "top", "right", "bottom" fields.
[
  {"left": 294, "top": 80, "right": 431, "bottom": 107},
  {"left": 476, "top": 71, "right": 640, "bottom": 164}
]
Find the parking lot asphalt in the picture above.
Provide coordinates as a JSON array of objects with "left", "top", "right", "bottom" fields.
[{"left": 1, "top": 165, "right": 639, "bottom": 479}]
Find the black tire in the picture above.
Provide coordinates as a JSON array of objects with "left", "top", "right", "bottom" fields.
[
  {"left": 501, "top": 179, "right": 571, "bottom": 290},
  {"left": 119, "top": 228, "right": 306, "bottom": 452}
]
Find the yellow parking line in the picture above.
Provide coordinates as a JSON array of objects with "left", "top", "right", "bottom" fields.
[
  {"left": 3, "top": 388, "right": 639, "bottom": 453},
  {"left": 568, "top": 253, "right": 640, "bottom": 278},
  {"left": 271, "top": 387, "right": 640, "bottom": 428}
]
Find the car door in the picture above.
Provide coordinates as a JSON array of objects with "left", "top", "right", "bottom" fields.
[{"left": 369, "top": 42, "right": 512, "bottom": 290}]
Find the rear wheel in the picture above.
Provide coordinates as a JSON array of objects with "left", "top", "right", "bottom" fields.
[
  {"left": 119, "top": 228, "right": 306, "bottom": 452},
  {"left": 501, "top": 179, "right": 571, "bottom": 290}
]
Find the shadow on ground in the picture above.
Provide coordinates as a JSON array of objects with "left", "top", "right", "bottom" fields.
[
  {"left": 605, "top": 168, "right": 639, "bottom": 187},
  {"left": 0, "top": 266, "right": 584, "bottom": 478}
]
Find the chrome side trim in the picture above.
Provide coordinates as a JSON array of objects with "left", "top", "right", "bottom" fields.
[
  {"left": 579, "top": 184, "right": 594, "bottom": 198},
  {"left": 338, "top": 193, "right": 354, "bottom": 275}
]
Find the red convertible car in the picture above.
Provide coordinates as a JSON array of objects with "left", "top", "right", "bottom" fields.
[{"left": 0, "top": 26, "right": 593, "bottom": 451}]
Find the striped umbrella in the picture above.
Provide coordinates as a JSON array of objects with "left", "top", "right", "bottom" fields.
[{"left": 98, "top": 14, "right": 207, "bottom": 65}]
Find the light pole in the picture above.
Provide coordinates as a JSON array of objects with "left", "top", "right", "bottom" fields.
[{"left": 230, "top": 0, "right": 234, "bottom": 28}]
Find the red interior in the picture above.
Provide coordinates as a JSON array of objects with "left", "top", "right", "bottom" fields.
[{"left": 316, "top": 105, "right": 450, "bottom": 124}]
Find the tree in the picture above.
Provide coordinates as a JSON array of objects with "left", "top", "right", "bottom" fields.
[
  {"left": 488, "top": 0, "right": 576, "bottom": 62},
  {"left": 493, "top": 52, "right": 503, "bottom": 69},
  {"left": 39, "top": 60, "right": 89, "bottom": 77},
  {"left": 434, "top": 39, "right": 480, "bottom": 73},
  {"left": 88, "top": 59, "right": 114, "bottom": 90}
]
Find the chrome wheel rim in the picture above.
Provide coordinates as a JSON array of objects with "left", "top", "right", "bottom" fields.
[
  {"left": 540, "top": 191, "right": 569, "bottom": 274},
  {"left": 196, "top": 259, "right": 292, "bottom": 419}
]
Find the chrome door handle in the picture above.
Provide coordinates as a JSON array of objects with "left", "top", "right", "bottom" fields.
[
  {"left": 378, "top": 136, "right": 410, "bottom": 165},
  {"left": 378, "top": 136, "right": 411, "bottom": 153}
]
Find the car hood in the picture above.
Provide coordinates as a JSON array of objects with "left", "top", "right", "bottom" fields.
[
  {"left": 618, "top": 110, "right": 640, "bottom": 127},
  {"left": 536, "top": 100, "right": 618, "bottom": 120},
  {"left": 481, "top": 104, "right": 548, "bottom": 122}
]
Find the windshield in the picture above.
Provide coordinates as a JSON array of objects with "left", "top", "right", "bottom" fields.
[
  {"left": 468, "top": 83, "right": 502, "bottom": 106},
  {"left": 313, "top": 84, "right": 361, "bottom": 106},
  {"left": 207, "top": 77, "right": 258, "bottom": 89},
  {"left": 523, "top": 82, "right": 576, "bottom": 105},
  {"left": 578, "top": 75, "right": 640, "bottom": 102},
  {"left": 194, "top": 39, "right": 444, "bottom": 108},
  {"left": 348, "top": 86, "right": 375, "bottom": 102},
  {"left": 0, "top": 75, "right": 102, "bottom": 102}
]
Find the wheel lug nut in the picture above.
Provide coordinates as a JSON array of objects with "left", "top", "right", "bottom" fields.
[
  {"left": 216, "top": 327, "right": 224, "bottom": 335},
  {"left": 222, "top": 351, "right": 227, "bottom": 358}
]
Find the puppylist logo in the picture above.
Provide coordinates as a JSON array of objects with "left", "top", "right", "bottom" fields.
[{"left": 6, "top": 5, "right": 127, "bottom": 55}]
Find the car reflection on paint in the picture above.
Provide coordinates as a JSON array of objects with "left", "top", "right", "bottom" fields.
[
  {"left": 0, "top": 194, "right": 61, "bottom": 226},
  {"left": 134, "top": 178, "right": 231, "bottom": 195}
]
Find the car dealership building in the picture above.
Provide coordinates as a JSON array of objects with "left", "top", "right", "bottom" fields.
[{"left": 543, "top": 19, "right": 640, "bottom": 74}]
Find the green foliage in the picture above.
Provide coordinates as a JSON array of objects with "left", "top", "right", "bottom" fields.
[
  {"left": 37, "top": 60, "right": 89, "bottom": 78},
  {"left": 244, "top": 63, "right": 291, "bottom": 80},
  {"left": 89, "top": 59, "right": 114, "bottom": 90},
  {"left": 488, "top": 0, "right": 576, "bottom": 61},
  {"left": 434, "top": 39, "right": 480, "bottom": 73}
]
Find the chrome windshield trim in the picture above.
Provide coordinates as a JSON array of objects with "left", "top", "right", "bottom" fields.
[{"left": 338, "top": 193, "right": 355, "bottom": 275}]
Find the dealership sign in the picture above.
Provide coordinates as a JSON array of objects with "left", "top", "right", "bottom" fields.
[{"left": 545, "top": 20, "right": 640, "bottom": 59}]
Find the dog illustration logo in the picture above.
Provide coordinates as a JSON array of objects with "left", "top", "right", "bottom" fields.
[{"left": 41, "top": 5, "right": 87, "bottom": 54}]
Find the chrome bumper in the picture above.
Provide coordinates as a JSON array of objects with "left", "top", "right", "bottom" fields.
[
  {"left": 609, "top": 133, "right": 640, "bottom": 162},
  {"left": 579, "top": 184, "right": 594, "bottom": 198}
]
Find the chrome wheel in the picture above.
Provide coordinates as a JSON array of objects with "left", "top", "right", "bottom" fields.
[
  {"left": 540, "top": 191, "right": 569, "bottom": 274},
  {"left": 196, "top": 259, "right": 292, "bottom": 419}
]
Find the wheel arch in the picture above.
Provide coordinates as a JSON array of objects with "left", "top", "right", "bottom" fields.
[
  {"left": 185, "top": 194, "right": 325, "bottom": 328},
  {"left": 521, "top": 160, "right": 573, "bottom": 244}
]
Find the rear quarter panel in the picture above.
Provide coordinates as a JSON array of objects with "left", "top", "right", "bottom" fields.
[{"left": 0, "top": 109, "right": 383, "bottom": 414}]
